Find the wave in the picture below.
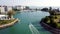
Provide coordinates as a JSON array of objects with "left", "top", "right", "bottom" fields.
[{"left": 29, "top": 23, "right": 40, "bottom": 34}]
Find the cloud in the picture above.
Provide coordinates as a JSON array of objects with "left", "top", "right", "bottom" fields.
[{"left": 0, "top": 0, "right": 60, "bottom": 6}]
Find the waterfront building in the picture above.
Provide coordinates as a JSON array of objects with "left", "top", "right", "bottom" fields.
[
  {"left": 7, "top": 6, "right": 13, "bottom": 11},
  {"left": 16, "top": 6, "right": 21, "bottom": 10},
  {"left": 0, "top": 15, "right": 9, "bottom": 20},
  {"left": 0, "top": 6, "right": 13, "bottom": 14},
  {"left": 0, "top": 6, "right": 5, "bottom": 14}
]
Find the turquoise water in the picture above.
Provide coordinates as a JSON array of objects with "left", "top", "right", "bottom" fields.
[{"left": 0, "top": 11, "right": 51, "bottom": 34}]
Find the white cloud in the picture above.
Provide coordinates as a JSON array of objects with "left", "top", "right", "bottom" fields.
[
  {"left": 20, "top": 0, "right": 60, "bottom": 6},
  {"left": 0, "top": 0, "right": 60, "bottom": 6}
]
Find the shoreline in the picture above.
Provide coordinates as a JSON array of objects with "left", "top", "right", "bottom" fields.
[
  {"left": 0, "top": 18, "right": 19, "bottom": 29},
  {"left": 40, "top": 18, "right": 60, "bottom": 34}
]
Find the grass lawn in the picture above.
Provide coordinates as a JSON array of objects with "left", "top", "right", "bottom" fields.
[{"left": 0, "top": 19, "right": 15, "bottom": 25}]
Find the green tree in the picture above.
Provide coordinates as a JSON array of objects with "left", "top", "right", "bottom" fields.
[
  {"left": 49, "top": 16, "right": 57, "bottom": 28},
  {"left": 43, "top": 16, "right": 49, "bottom": 23},
  {"left": 0, "top": 8, "right": 1, "bottom": 14},
  {"left": 25, "top": 6, "right": 30, "bottom": 10},
  {"left": 7, "top": 10, "right": 15, "bottom": 19},
  {"left": 49, "top": 7, "right": 53, "bottom": 15}
]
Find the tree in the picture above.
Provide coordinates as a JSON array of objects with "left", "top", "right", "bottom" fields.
[
  {"left": 41, "top": 8, "right": 48, "bottom": 11},
  {"left": 43, "top": 16, "right": 49, "bottom": 23},
  {"left": 0, "top": 10, "right": 1, "bottom": 14},
  {"left": 49, "top": 7, "right": 52, "bottom": 15},
  {"left": 0, "top": 8, "right": 1, "bottom": 14},
  {"left": 25, "top": 6, "right": 30, "bottom": 10},
  {"left": 7, "top": 10, "right": 15, "bottom": 19}
]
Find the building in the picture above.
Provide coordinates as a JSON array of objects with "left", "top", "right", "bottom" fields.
[
  {"left": 0, "top": 15, "right": 9, "bottom": 20},
  {"left": 7, "top": 6, "right": 13, "bottom": 11},
  {"left": 0, "top": 6, "right": 13, "bottom": 20},
  {"left": 0, "top": 6, "right": 5, "bottom": 14},
  {"left": 0, "top": 6, "right": 13, "bottom": 14}
]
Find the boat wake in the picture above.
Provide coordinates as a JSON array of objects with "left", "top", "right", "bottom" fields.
[{"left": 29, "top": 23, "right": 40, "bottom": 34}]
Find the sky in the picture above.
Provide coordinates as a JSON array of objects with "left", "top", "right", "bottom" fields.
[{"left": 0, "top": 0, "right": 60, "bottom": 6}]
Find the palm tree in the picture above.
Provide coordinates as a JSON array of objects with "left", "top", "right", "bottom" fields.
[
  {"left": 0, "top": 8, "right": 1, "bottom": 14},
  {"left": 7, "top": 10, "right": 15, "bottom": 19},
  {"left": 0, "top": 10, "right": 1, "bottom": 14},
  {"left": 49, "top": 7, "right": 53, "bottom": 15}
]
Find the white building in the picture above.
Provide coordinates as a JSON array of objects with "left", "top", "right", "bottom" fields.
[
  {"left": 0, "top": 6, "right": 14, "bottom": 20},
  {"left": 0, "top": 6, "right": 5, "bottom": 13},
  {"left": 16, "top": 6, "right": 21, "bottom": 10},
  {"left": 0, "top": 6, "right": 13, "bottom": 14},
  {"left": 0, "top": 15, "right": 9, "bottom": 20},
  {"left": 7, "top": 6, "right": 12, "bottom": 11}
]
